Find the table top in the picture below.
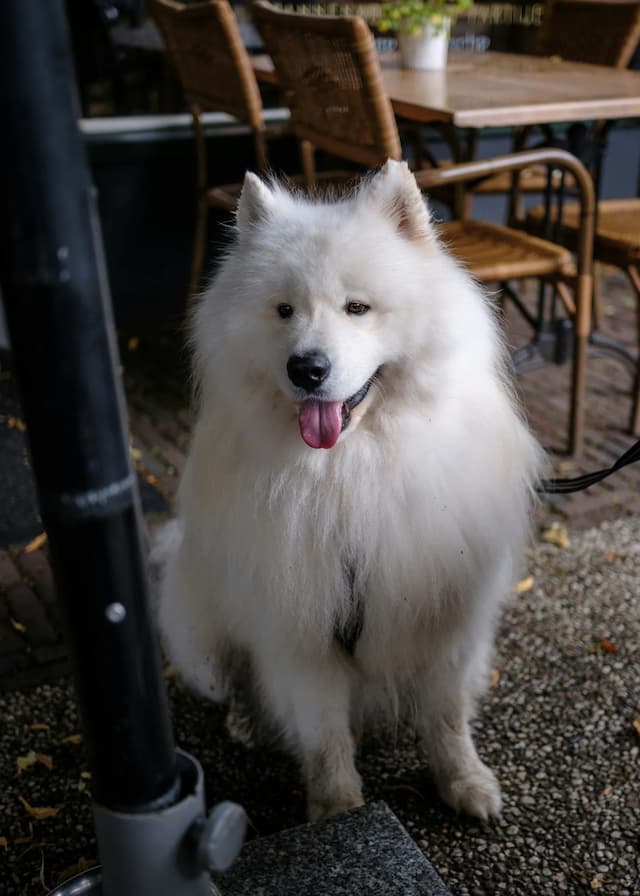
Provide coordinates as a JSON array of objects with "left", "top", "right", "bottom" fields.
[{"left": 253, "top": 50, "right": 640, "bottom": 128}]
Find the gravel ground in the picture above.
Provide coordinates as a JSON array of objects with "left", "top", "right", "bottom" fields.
[{"left": 1, "top": 516, "right": 639, "bottom": 896}]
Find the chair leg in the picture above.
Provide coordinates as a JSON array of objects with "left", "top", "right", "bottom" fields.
[
  {"left": 188, "top": 199, "right": 208, "bottom": 305},
  {"left": 300, "top": 139, "right": 317, "bottom": 189},
  {"left": 568, "top": 273, "right": 592, "bottom": 456},
  {"left": 627, "top": 264, "right": 640, "bottom": 434},
  {"left": 591, "top": 262, "right": 604, "bottom": 332}
]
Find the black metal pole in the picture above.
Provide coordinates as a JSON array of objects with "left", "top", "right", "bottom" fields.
[{"left": 0, "top": 0, "right": 178, "bottom": 812}]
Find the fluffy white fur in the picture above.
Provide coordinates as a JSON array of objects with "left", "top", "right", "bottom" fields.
[{"left": 158, "top": 160, "right": 545, "bottom": 822}]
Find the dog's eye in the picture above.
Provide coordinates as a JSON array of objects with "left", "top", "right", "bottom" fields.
[
  {"left": 277, "top": 304, "right": 294, "bottom": 319},
  {"left": 346, "top": 301, "right": 370, "bottom": 316}
]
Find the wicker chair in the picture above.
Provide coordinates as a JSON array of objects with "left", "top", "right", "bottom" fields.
[
  {"left": 473, "top": 0, "right": 640, "bottom": 211},
  {"left": 251, "top": 1, "right": 595, "bottom": 455},
  {"left": 150, "top": 0, "right": 289, "bottom": 296},
  {"left": 526, "top": 198, "right": 640, "bottom": 433}
]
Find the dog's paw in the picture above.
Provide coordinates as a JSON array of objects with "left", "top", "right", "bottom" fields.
[
  {"left": 438, "top": 762, "right": 502, "bottom": 821},
  {"left": 307, "top": 793, "right": 364, "bottom": 823}
]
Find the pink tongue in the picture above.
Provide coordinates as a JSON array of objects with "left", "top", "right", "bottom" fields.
[{"left": 298, "top": 399, "right": 343, "bottom": 449}]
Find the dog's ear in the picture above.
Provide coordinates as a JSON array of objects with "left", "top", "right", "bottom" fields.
[
  {"left": 236, "top": 172, "right": 274, "bottom": 233},
  {"left": 366, "top": 160, "right": 433, "bottom": 242}
]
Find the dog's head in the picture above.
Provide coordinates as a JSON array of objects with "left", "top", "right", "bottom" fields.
[{"left": 197, "top": 160, "right": 455, "bottom": 450}]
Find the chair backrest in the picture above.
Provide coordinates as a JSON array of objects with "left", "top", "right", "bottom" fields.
[
  {"left": 251, "top": 1, "right": 401, "bottom": 167},
  {"left": 150, "top": 0, "right": 264, "bottom": 129},
  {"left": 535, "top": 0, "right": 640, "bottom": 67}
]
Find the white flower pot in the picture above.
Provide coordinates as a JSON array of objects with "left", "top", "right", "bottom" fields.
[{"left": 398, "top": 19, "right": 450, "bottom": 70}]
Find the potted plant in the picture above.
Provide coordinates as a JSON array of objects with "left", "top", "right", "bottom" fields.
[{"left": 378, "top": 0, "right": 472, "bottom": 70}]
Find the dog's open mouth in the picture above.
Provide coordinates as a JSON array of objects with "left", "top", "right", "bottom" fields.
[{"left": 298, "top": 370, "right": 380, "bottom": 450}]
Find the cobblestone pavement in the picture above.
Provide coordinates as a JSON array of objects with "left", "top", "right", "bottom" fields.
[{"left": 0, "top": 269, "right": 638, "bottom": 693}]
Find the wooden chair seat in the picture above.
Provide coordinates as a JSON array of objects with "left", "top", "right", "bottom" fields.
[
  {"left": 439, "top": 219, "right": 573, "bottom": 282},
  {"left": 526, "top": 198, "right": 640, "bottom": 266}
]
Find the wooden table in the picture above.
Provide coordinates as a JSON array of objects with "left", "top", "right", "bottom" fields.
[{"left": 253, "top": 50, "right": 640, "bottom": 129}]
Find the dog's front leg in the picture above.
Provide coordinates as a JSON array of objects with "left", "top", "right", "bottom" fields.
[
  {"left": 416, "top": 652, "right": 502, "bottom": 821},
  {"left": 257, "top": 648, "right": 363, "bottom": 821}
]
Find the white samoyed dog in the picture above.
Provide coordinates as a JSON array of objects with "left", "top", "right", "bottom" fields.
[{"left": 158, "top": 160, "right": 544, "bottom": 822}]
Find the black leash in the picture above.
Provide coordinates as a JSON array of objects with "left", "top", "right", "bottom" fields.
[{"left": 539, "top": 437, "right": 640, "bottom": 494}]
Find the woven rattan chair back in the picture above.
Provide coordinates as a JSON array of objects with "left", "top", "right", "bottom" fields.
[
  {"left": 251, "top": 1, "right": 401, "bottom": 170},
  {"left": 152, "top": 0, "right": 275, "bottom": 297},
  {"left": 151, "top": 0, "right": 264, "bottom": 134},
  {"left": 535, "top": 0, "right": 640, "bottom": 67}
]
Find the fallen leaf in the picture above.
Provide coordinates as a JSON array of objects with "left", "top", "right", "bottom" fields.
[
  {"left": 7, "top": 416, "right": 27, "bottom": 431},
  {"left": 162, "top": 664, "right": 176, "bottom": 679},
  {"left": 542, "top": 522, "right": 571, "bottom": 549},
  {"left": 129, "top": 447, "right": 142, "bottom": 461},
  {"left": 24, "top": 533, "right": 47, "bottom": 553},
  {"left": 35, "top": 753, "right": 53, "bottom": 770},
  {"left": 591, "top": 873, "right": 606, "bottom": 889},
  {"left": 14, "top": 823, "right": 34, "bottom": 845},
  {"left": 80, "top": 771, "right": 92, "bottom": 780},
  {"left": 515, "top": 575, "right": 534, "bottom": 594},
  {"left": 600, "top": 638, "right": 619, "bottom": 654},
  {"left": 26, "top": 724, "right": 50, "bottom": 732},
  {"left": 600, "top": 785, "right": 613, "bottom": 797},
  {"left": 490, "top": 667, "right": 501, "bottom": 686},
  {"left": 16, "top": 751, "right": 38, "bottom": 774},
  {"left": 18, "top": 795, "right": 60, "bottom": 820},
  {"left": 146, "top": 473, "right": 158, "bottom": 486},
  {"left": 0, "top": 836, "right": 7, "bottom": 849},
  {"left": 633, "top": 716, "right": 640, "bottom": 738},
  {"left": 61, "top": 733, "right": 82, "bottom": 745},
  {"left": 127, "top": 337, "right": 139, "bottom": 352},
  {"left": 56, "top": 856, "right": 95, "bottom": 885},
  {"left": 10, "top": 618, "right": 27, "bottom": 633}
]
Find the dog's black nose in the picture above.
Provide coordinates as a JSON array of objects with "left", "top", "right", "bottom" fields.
[{"left": 287, "top": 351, "right": 331, "bottom": 391}]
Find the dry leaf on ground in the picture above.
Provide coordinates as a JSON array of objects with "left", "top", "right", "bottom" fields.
[
  {"left": 633, "top": 716, "right": 640, "bottom": 738},
  {"left": 590, "top": 874, "right": 606, "bottom": 889},
  {"left": 604, "top": 549, "right": 624, "bottom": 561},
  {"left": 18, "top": 795, "right": 60, "bottom": 820},
  {"left": 541, "top": 522, "right": 571, "bottom": 549},
  {"left": 26, "top": 723, "right": 50, "bottom": 732},
  {"left": 35, "top": 752, "right": 53, "bottom": 770},
  {"left": 0, "top": 836, "right": 7, "bottom": 849},
  {"left": 490, "top": 668, "right": 501, "bottom": 686},
  {"left": 24, "top": 532, "right": 47, "bottom": 553},
  {"left": 162, "top": 664, "right": 176, "bottom": 679},
  {"left": 600, "top": 638, "right": 619, "bottom": 654},
  {"left": 515, "top": 575, "right": 534, "bottom": 594},
  {"left": 127, "top": 337, "right": 139, "bottom": 352},
  {"left": 10, "top": 618, "right": 27, "bottom": 633},
  {"left": 16, "top": 751, "right": 38, "bottom": 774},
  {"left": 61, "top": 733, "right": 83, "bottom": 745},
  {"left": 56, "top": 856, "right": 96, "bottom": 885}
]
